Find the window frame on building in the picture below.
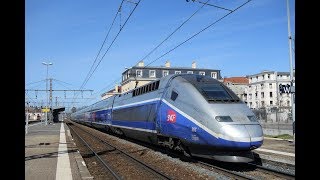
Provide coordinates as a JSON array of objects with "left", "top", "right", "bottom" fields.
[
  {"left": 211, "top": 72, "right": 217, "bottom": 79},
  {"left": 163, "top": 70, "right": 169, "bottom": 77},
  {"left": 136, "top": 70, "right": 143, "bottom": 77},
  {"left": 149, "top": 70, "right": 156, "bottom": 78},
  {"left": 269, "top": 83, "right": 272, "bottom": 88}
]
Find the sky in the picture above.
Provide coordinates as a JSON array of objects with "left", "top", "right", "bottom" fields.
[{"left": 25, "top": 0, "right": 295, "bottom": 110}]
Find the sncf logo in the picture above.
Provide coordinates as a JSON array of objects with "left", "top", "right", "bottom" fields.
[{"left": 167, "top": 110, "right": 176, "bottom": 123}]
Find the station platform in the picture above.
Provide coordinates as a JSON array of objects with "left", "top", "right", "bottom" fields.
[{"left": 25, "top": 121, "right": 93, "bottom": 180}]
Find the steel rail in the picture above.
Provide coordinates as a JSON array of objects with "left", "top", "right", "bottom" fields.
[
  {"left": 247, "top": 162, "right": 295, "bottom": 179},
  {"left": 69, "top": 121, "right": 172, "bottom": 180},
  {"left": 68, "top": 124, "right": 122, "bottom": 180}
]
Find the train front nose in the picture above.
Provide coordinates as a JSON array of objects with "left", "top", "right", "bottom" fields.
[{"left": 220, "top": 124, "right": 263, "bottom": 149}]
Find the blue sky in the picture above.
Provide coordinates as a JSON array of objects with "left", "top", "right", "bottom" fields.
[{"left": 25, "top": 0, "right": 295, "bottom": 110}]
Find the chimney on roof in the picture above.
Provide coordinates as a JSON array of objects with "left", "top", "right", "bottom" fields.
[
  {"left": 137, "top": 60, "right": 144, "bottom": 67},
  {"left": 165, "top": 60, "right": 170, "bottom": 67},
  {"left": 115, "top": 85, "right": 118, "bottom": 93},
  {"left": 191, "top": 61, "right": 196, "bottom": 69}
]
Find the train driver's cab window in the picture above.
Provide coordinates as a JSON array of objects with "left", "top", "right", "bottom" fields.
[
  {"left": 181, "top": 75, "right": 240, "bottom": 102},
  {"left": 171, "top": 91, "right": 178, "bottom": 101}
]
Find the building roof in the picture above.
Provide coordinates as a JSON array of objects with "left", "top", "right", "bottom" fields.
[
  {"left": 246, "top": 71, "right": 292, "bottom": 78},
  {"left": 223, "top": 77, "right": 249, "bottom": 84},
  {"left": 101, "top": 86, "right": 121, "bottom": 97},
  {"left": 127, "top": 66, "right": 220, "bottom": 71}
]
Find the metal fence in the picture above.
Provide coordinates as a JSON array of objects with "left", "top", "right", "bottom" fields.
[{"left": 252, "top": 107, "right": 293, "bottom": 123}]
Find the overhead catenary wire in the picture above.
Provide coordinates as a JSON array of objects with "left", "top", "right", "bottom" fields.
[
  {"left": 82, "top": 78, "right": 122, "bottom": 106},
  {"left": 138, "top": 0, "right": 211, "bottom": 65},
  {"left": 191, "top": 0, "right": 233, "bottom": 12},
  {"left": 78, "top": 0, "right": 125, "bottom": 96},
  {"left": 144, "top": 0, "right": 251, "bottom": 67},
  {"left": 85, "top": 0, "right": 141, "bottom": 82},
  {"left": 80, "top": 0, "right": 212, "bottom": 106},
  {"left": 52, "top": 79, "right": 77, "bottom": 90},
  {"left": 26, "top": 78, "right": 94, "bottom": 109},
  {"left": 26, "top": 79, "right": 46, "bottom": 86},
  {"left": 25, "top": 91, "right": 40, "bottom": 107},
  {"left": 77, "top": 0, "right": 251, "bottom": 108},
  {"left": 26, "top": 79, "right": 47, "bottom": 90},
  {"left": 73, "top": 0, "right": 141, "bottom": 106}
]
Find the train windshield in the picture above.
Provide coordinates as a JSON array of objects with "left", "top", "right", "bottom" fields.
[
  {"left": 180, "top": 74, "right": 240, "bottom": 102},
  {"left": 200, "top": 84, "right": 233, "bottom": 100}
]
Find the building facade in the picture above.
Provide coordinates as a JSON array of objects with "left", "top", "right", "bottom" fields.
[
  {"left": 120, "top": 61, "right": 222, "bottom": 93},
  {"left": 223, "top": 77, "right": 249, "bottom": 103},
  {"left": 245, "top": 70, "right": 293, "bottom": 109},
  {"left": 101, "top": 85, "right": 121, "bottom": 100}
]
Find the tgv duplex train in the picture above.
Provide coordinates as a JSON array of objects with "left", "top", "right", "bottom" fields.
[{"left": 71, "top": 74, "right": 263, "bottom": 163}]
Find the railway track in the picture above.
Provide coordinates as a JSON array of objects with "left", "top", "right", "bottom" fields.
[
  {"left": 160, "top": 147, "right": 295, "bottom": 180},
  {"left": 67, "top": 121, "right": 172, "bottom": 180},
  {"left": 67, "top": 120, "right": 295, "bottom": 179},
  {"left": 246, "top": 162, "right": 295, "bottom": 179}
]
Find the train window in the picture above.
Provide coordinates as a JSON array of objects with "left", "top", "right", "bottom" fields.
[
  {"left": 143, "top": 86, "right": 146, "bottom": 94},
  {"left": 155, "top": 81, "right": 159, "bottom": 89},
  {"left": 215, "top": 116, "right": 233, "bottom": 122},
  {"left": 148, "top": 84, "right": 151, "bottom": 92},
  {"left": 152, "top": 82, "right": 156, "bottom": 91},
  {"left": 201, "top": 84, "right": 233, "bottom": 100},
  {"left": 181, "top": 75, "right": 239, "bottom": 102},
  {"left": 171, "top": 91, "right": 178, "bottom": 101},
  {"left": 132, "top": 80, "right": 160, "bottom": 97}
]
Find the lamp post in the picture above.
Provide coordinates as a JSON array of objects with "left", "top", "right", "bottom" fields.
[
  {"left": 286, "top": 0, "right": 295, "bottom": 143},
  {"left": 42, "top": 62, "right": 53, "bottom": 125}
]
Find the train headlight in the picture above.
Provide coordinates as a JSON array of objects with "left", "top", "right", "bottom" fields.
[
  {"left": 247, "top": 115, "right": 258, "bottom": 122},
  {"left": 215, "top": 116, "right": 233, "bottom": 122}
]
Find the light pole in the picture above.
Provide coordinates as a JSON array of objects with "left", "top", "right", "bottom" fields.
[
  {"left": 286, "top": 0, "right": 295, "bottom": 143},
  {"left": 42, "top": 62, "right": 53, "bottom": 125}
]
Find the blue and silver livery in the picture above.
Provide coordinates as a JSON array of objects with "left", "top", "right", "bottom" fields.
[{"left": 71, "top": 74, "right": 263, "bottom": 162}]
